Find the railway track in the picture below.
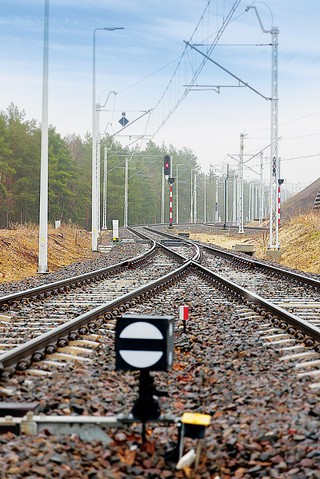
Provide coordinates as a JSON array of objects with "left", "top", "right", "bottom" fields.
[
  {"left": 0, "top": 235, "right": 200, "bottom": 375},
  {"left": 1, "top": 225, "right": 319, "bottom": 382},
  {"left": 0, "top": 226, "right": 320, "bottom": 477},
  {"left": 138, "top": 226, "right": 320, "bottom": 384}
]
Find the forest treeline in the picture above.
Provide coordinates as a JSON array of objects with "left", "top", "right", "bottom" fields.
[{"left": 0, "top": 104, "right": 207, "bottom": 230}]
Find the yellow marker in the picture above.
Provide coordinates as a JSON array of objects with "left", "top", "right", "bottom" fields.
[{"left": 181, "top": 412, "right": 211, "bottom": 426}]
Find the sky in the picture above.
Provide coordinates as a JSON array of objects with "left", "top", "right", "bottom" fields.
[{"left": 1, "top": 0, "right": 320, "bottom": 189}]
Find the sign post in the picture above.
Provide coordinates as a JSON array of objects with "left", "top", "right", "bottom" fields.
[
  {"left": 112, "top": 219, "right": 119, "bottom": 242},
  {"left": 115, "top": 314, "right": 174, "bottom": 441},
  {"left": 179, "top": 305, "right": 189, "bottom": 333}
]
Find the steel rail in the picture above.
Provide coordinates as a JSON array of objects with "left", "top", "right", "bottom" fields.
[
  {"left": 0, "top": 239, "right": 159, "bottom": 310},
  {"left": 128, "top": 226, "right": 191, "bottom": 263},
  {"left": 0, "top": 262, "right": 190, "bottom": 376},
  {"left": 140, "top": 226, "right": 320, "bottom": 289},
  {"left": 199, "top": 242, "right": 320, "bottom": 288},
  {"left": 130, "top": 226, "right": 201, "bottom": 263},
  {"left": 1, "top": 255, "right": 319, "bottom": 377},
  {"left": 191, "top": 261, "right": 320, "bottom": 345},
  {"left": 0, "top": 229, "right": 196, "bottom": 311}
]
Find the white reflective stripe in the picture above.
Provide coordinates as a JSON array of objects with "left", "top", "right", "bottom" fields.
[
  {"left": 119, "top": 322, "right": 163, "bottom": 339},
  {"left": 120, "top": 350, "right": 163, "bottom": 368}
]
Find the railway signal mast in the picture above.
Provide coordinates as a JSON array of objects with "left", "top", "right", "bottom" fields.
[
  {"left": 246, "top": 6, "right": 280, "bottom": 255},
  {"left": 164, "top": 155, "right": 175, "bottom": 228},
  {"left": 185, "top": 5, "right": 280, "bottom": 255}
]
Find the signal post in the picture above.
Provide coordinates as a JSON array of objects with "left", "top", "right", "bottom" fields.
[{"left": 164, "top": 155, "right": 175, "bottom": 228}]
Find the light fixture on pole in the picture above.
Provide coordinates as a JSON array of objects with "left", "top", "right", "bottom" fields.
[
  {"left": 92, "top": 27, "right": 123, "bottom": 251},
  {"left": 38, "top": 0, "right": 49, "bottom": 274}
]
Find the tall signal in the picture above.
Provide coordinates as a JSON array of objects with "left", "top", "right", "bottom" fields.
[{"left": 164, "top": 155, "right": 171, "bottom": 176}]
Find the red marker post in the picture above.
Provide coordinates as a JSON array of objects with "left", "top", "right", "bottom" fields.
[{"left": 179, "top": 305, "right": 189, "bottom": 333}]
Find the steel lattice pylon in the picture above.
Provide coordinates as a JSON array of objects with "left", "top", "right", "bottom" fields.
[
  {"left": 268, "top": 26, "right": 280, "bottom": 250},
  {"left": 247, "top": 6, "right": 280, "bottom": 250}
]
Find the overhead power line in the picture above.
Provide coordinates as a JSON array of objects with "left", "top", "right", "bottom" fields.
[{"left": 147, "top": 0, "right": 242, "bottom": 140}]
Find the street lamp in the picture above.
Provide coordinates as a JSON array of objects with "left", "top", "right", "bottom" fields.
[{"left": 92, "top": 27, "right": 123, "bottom": 252}]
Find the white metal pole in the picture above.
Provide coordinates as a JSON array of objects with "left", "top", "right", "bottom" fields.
[
  {"left": 102, "top": 146, "right": 108, "bottom": 229},
  {"left": 238, "top": 133, "right": 244, "bottom": 233},
  {"left": 203, "top": 175, "right": 207, "bottom": 223},
  {"left": 92, "top": 29, "right": 98, "bottom": 251},
  {"left": 232, "top": 171, "right": 237, "bottom": 225},
  {"left": 246, "top": 6, "right": 279, "bottom": 249},
  {"left": 176, "top": 164, "right": 185, "bottom": 224},
  {"left": 92, "top": 27, "right": 123, "bottom": 251},
  {"left": 193, "top": 171, "right": 197, "bottom": 224},
  {"left": 269, "top": 25, "right": 280, "bottom": 249},
  {"left": 176, "top": 167, "right": 179, "bottom": 224},
  {"left": 190, "top": 170, "right": 193, "bottom": 223},
  {"left": 259, "top": 152, "right": 263, "bottom": 225},
  {"left": 215, "top": 175, "right": 219, "bottom": 223},
  {"left": 249, "top": 183, "right": 252, "bottom": 221},
  {"left": 38, "top": 0, "right": 49, "bottom": 274},
  {"left": 124, "top": 157, "right": 128, "bottom": 227},
  {"left": 96, "top": 108, "right": 101, "bottom": 233}
]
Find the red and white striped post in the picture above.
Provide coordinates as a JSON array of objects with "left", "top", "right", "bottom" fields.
[
  {"left": 277, "top": 179, "right": 284, "bottom": 226},
  {"left": 179, "top": 305, "right": 189, "bottom": 333},
  {"left": 169, "top": 183, "right": 173, "bottom": 227}
]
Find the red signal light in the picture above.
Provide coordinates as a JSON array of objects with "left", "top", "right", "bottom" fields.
[{"left": 164, "top": 155, "right": 170, "bottom": 176}]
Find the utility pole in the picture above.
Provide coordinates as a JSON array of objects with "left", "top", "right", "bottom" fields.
[
  {"left": 91, "top": 27, "right": 123, "bottom": 251},
  {"left": 102, "top": 146, "right": 108, "bottom": 229},
  {"left": 232, "top": 170, "right": 237, "bottom": 226},
  {"left": 223, "top": 164, "right": 229, "bottom": 229},
  {"left": 203, "top": 174, "right": 207, "bottom": 223},
  {"left": 38, "top": 0, "right": 49, "bottom": 273},
  {"left": 190, "top": 170, "right": 194, "bottom": 223},
  {"left": 247, "top": 6, "right": 280, "bottom": 251},
  {"left": 176, "top": 164, "right": 185, "bottom": 224},
  {"left": 215, "top": 174, "right": 219, "bottom": 223},
  {"left": 259, "top": 151, "right": 264, "bottom": 225},
  {"left": 193, "top": 170, "right": 197, "bottom": 224},
  {"left": 237, "top": 133, "right": 244, "bottom": 233}
]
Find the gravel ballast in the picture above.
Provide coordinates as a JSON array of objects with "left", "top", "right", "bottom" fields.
[{"left": 1, "top": 272, "right": 320, "bottom": 478}]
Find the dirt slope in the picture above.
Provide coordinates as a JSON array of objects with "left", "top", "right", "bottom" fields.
[
  {"left": 191, "top": 211, "right": 320, "bottom": 275},
  {"left": 0, "top": 224, "right": 97, "bottom": 283},
  {"left": 0, "top": 210, "right": 319, "bottom": 286},
  {"left": 281, "top": 177, "right": 320, "bottom": 222}
]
